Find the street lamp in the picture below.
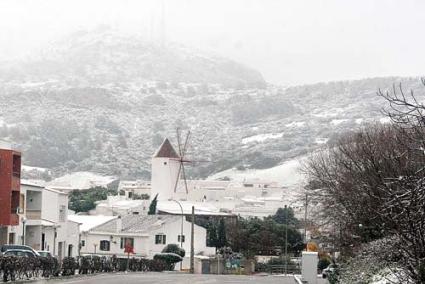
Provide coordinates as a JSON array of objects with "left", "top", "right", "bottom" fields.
[
  {"left": 284, "top": 205, "right": 288, "bottom": 276},
  {"left": 169, "top": 199, "right": 184, "bottom": 270},
  {"left": 53, "top": 224, "right": 61, "bottom": 257},
  {"left": 21, "top": 217, "right": 27, "bottom": 245}
]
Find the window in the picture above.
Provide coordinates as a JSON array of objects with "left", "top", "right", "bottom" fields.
[
  {"left": 12, "top": 155, "right": 21, "bottom": 177},
  {"left": 81, "top": 240, "right": 85, "bottom": 247},
  {"left": 177, "top": 235, "right": 185, "bottom": 243},
  {"left": 120, "top": 237, "right": 134, "bottom": 249},
  {"left": 155, "top": 234, "right": 166, "bottom": 245},
  {"left": 59, "top": 205, "right": 66, "bottom": 222},
  {"left": 100, "top": 240, "right": 110, "bottom": 251}
]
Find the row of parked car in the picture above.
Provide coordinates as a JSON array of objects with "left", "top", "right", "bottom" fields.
[{"left": 0, "top": 244, "right": 53, "bottom": 259}]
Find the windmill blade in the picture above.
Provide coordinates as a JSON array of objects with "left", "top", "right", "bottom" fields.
[
  {"left": 181, "top": 163, "right": 189, "bottom": 194},
  {"left": 182, "top": 130, "right": 191, "bottom": 157},
  {"left": 173, "top": 161, "right": 182, "bottom": 193},
  {"left": 176, "top": 127, "right": 182, "bottom": 157}
]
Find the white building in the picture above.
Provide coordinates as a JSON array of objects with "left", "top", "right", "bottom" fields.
[
  {"left": 92, "top": 195, "right": 149, "bottom": 216},
  {"left": 150, "top": 138, "right": 181, "bottom": 201},
  {"left": 118, "top": 180, "right": 151, "bottom": 198},
  {"left": 76, "top": 214, "right": 215, "bottom": 269},
  {"left": 17, "top": 180, "right": 81, "bottom": 258}
]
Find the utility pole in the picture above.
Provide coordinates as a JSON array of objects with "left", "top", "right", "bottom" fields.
[
  {"left": 304, "top": 193, "right": 308, "bottom": 246},
  {"left": 190, "top": 206, "right": 195, "bottom": 274},
  {"left": 285, "top": 205, "right": 288, "bottom": 276}
]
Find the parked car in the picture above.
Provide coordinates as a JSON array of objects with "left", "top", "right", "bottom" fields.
[
  {"left": 37, "top": 251, "right": 53, "bottom": 258},
  {"left": 3, "top": 249, "right": 38, "bottom": 258},
  {"left": 322, "top": 263, "right": 338, "bottom": 279},
  {"left": 0, "top": 244, "right": 40, "bottom": 256}
]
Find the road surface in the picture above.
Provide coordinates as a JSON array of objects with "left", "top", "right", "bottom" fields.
[{"left": 30, "top": 272, "right": 327, "bottom": 284}]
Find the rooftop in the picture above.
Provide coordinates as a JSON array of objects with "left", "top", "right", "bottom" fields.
[
  {"left": 153, "top": 138, "right": 179, "bottom": 159},
  {"left": 68, "top": 215, "right": 117, "bottom": 232},
  {"left": 92, "top": 215, "right": 181, "bottom": 234}
]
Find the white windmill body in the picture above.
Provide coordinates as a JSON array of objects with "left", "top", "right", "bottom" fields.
[{"left": 151, "top": 138, "right": 181, "bottom": 201}]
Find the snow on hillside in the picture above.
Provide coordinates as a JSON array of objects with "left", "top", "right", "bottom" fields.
[
  {"left": 22, "top": 165, "right": 49, "bottom": 173},
  {"left": 208, "top": 158, "right": 305, "bottom": 187},
  {"left": 47, "top": 172, "right": 118, "bottom": 191},
  {"left": 242, "top": 132, "right": 284, "bottom": 144}
]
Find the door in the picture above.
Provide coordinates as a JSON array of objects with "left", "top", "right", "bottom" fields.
[
  {"left": 202, "top": 260, "right": 210, "bottom": 274},
  {"left": 68, "top": 244, "right": 73, "bottom": 257},
  {"left": 8, "top": 233, "right": 15, "bottom": 244}
]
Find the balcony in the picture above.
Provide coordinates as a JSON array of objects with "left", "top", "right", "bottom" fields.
[{"left": 26, "top": 210, "right": 41, "bottom": 220}]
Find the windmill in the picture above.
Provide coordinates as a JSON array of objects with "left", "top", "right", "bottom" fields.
[{"left": 172, "top": 128, "right": 191, "bottom": 194}]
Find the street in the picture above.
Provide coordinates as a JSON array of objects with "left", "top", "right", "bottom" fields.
[{"left": 30, "top": 272, "right": 327, "bottom": 284}]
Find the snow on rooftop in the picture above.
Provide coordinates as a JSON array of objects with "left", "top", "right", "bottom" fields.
[
  {"left": 68, "top": 215, "right": 117, "bottom": 232},
  {"left": 157, "top": 200, "right": 231, "bottom": 216},
  {"left": 48, "top": 171, "right": 117, "bottom": 190},
  {"left": 21, "top": 179, "right": 47, "bottom": 188}
]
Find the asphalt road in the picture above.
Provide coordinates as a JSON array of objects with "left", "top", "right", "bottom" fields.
[{"left": 30, "top": 272, "right": 327, "bottom": 284}]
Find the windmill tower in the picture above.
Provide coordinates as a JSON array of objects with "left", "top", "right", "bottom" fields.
[
  {"left": 151, "top": 130, "right": 192, "bottom": 201},
  {"left": 151, "top": 138, "right": 181, "bottom": 201}
]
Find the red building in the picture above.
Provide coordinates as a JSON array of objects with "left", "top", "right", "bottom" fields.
[{"left": 0, "top": 148, "right": 21, "bottom": 226}]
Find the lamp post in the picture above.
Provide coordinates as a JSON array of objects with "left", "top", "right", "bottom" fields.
[
  {"left": 21, "top": 217, "right": 27, "bottom": 245},
  {"left": 284, "top": 205, "right": 288, "bottom": 276},
  {"left": 170, "top": 199, "right": 184, "bottom": 270},
  {"left": 53, "top": 224, "right": 61, "bottom": 257}
]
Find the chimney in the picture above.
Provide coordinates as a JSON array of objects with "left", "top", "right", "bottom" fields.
[{"left": 116, "top": 216, "right": 122, "bottom": 233}]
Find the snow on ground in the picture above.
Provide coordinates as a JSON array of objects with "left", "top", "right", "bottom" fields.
[
  {"left": 380, "top": 117, "right": 392, "bottom": 124},
  {"left": 355, "top": 118, "right": 364, "bottom": 124},
  {"left": 242, "top": 132, "right": 284, "bottom": 144},
  {"left": 315, "top": 138, "right": 329, "bottom": 144},
  {"left": 285, "top": 121, "right": 306, "bottom": 128},
  {"left": 331, "top": 119, "right": 349, "bottom": 126},
  {"left": 22, "top": 165, "right": 49, "bottom": 173},
  {"left": 68, "top": 215, "right": 117, "bottom": 232},
  {"left": 208, "top": 158, "right": 305, "bottom": 187},
  {"left": 48, "top": 171, "right": 118, "bottom": 191}
]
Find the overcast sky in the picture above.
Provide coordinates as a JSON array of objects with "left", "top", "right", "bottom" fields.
[{"left": 0, "top": 0, "right": 424, "bottom": 85}]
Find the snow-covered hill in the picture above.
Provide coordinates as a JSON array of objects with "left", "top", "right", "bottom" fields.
[{"left": 0, "top": 29, "right": 422, "bottom": 180}]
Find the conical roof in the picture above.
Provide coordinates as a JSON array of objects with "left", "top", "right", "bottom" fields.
[{"left": 153, "top": 138, "right": 180, "bottom": 158}]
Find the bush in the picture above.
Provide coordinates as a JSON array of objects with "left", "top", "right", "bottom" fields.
[
  {"left": 153, "top": 253, "right": 183, "bottom": 270},
  {"left": 162, "top": 244, "right": 185, "bottom": 258}
]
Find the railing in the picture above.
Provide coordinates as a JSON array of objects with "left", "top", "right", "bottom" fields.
[{"left": 26, "top": 210, "right": 42, "bottom": 220}]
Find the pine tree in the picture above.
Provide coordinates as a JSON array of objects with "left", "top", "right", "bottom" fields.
[
  {"left": 148, "top": 194, "right": 158, "bottom": 215},
  {"left": 217, "top": 219, "right": 227, "bottom": 249}
]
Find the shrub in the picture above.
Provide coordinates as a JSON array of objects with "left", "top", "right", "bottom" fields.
[
  {"left": 162, "top": 244, "right": 186, "bottom": 258},
  {"left": 153, "top": 253, "right": 183, "bottom": 270}
]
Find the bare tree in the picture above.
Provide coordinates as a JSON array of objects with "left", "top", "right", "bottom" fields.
[{"left": 305, "top": 79, "right": 425, "bottom": 283}]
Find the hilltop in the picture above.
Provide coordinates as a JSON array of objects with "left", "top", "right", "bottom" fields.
[{"left": 0, "top": 30, "right": 422, "bottom": 180}]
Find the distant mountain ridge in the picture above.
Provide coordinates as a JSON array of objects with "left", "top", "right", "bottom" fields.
[
  {"left": 0, "top": 29, "right": 266, "bottom": 89},
  {"left": 0, "top": 29, "right": 422, "bottom": 180}
]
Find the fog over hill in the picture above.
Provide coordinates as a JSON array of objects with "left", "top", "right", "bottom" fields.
[{"left": 0, "top": 30, "right": 422, "bottom": 180}]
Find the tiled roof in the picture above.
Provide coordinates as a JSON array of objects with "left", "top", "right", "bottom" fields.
[
  {"left": 153, "top": 138, "right": 180, "bottom": 158},
  {"left": 91, "top": 215, "right": 180, "bottom": 233}
]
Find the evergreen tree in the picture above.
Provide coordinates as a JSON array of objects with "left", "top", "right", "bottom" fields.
[
  {"left": 148, "top": 194, "right": 158, "bottom": 215},
  {"left": 207, "top": 224, "right": 218, "bottom": 249},
  {"left": 217, "top": 219, "right": 227, "bottom": 248}
]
